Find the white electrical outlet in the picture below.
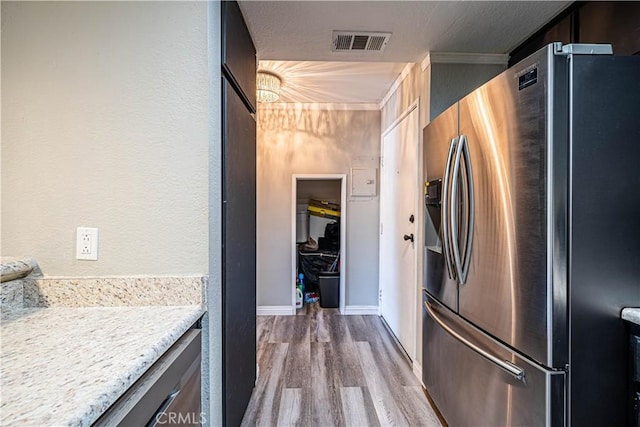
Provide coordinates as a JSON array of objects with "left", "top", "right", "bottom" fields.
[{"left": 76, "top": 227, "right": 99, "bottom": 260}]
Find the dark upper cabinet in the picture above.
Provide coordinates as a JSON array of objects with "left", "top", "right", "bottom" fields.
[
  {"left": 579, "top": 2, "right": 640, "bottom": 56},
  {"left": 222, "top": 1, "right": 257, "bottom": 112},
  {"left": 509, "top": 13, "right": 572, "bottom": 66},
  {"left": 510, "top": 2, "right": 640, "bottom": 68}
]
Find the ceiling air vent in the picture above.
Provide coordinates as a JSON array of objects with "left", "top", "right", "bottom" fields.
[{"left": 332, "top": 31, "right": 391, "bottom": 53}]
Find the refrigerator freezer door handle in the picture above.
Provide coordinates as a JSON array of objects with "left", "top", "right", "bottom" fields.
[
  {"left": 460, "top": 135, "right": 475, "bottom": 284},
  {"left": 442, "top": 138, "right": 458, "bottom": 280},
  {"left": 450, "top": 135, "right": 465, "bottom": 281},
  {"left": 424, "top": 301, "right": 526, "bottom": 382}
]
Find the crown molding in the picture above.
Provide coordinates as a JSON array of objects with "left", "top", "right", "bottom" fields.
[
  {"left": 258, "top": 102, "right": 380, "bottom": 111},
  {"left": 421, "top": 52, "right": 510, "bottom": 70}
]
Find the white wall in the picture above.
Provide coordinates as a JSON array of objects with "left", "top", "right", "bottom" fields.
[
  {"left": 1, "top": 1, "right": 209, "bottom": 276},
  {"left": 257, "top": 105, "right": 380, "bottom": 307}
]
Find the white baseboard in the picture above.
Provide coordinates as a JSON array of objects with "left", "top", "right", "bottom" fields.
[
  {"left": 257, "top": 305, "right": 378, "bottom": 315},
  {"left": 412, "top": 360, "right": 424, "bottom": 386},
  {"left": 343, "top": 305, "right": 379, "bottom": 315},
  {"left": 256, "top": 305, "right": 295, "bottom": 316}
]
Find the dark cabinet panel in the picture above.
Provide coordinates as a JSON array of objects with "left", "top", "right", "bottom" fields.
[
  {"left": 579, "top": 2, "right": 640, "bottom": 55},
  {"left": 94, "top": 330, "right": 202, "bottom": 427},
  {"left": 569, "top": 56, "right": 640, "bottom": 426},
  {"left": 222, "top": 78, "right": 257, "bottom": 427},
  {"left": 509, "top": 13, "right": 572, "bottom": 66},
  {"left": 510, "top": 2, "right": 640, "bottom": 68},
  {"left": 222, "top": 1, "right": 257, "bottom": 112},
  {"left": 221, "top": 2, "right": 257, "bottom": 425},
  {"left": 630, "top": 324, "right": 640, "bottom": 426},
  {"left": 540, "top": 14, "right": 572, "bottom": 47}
]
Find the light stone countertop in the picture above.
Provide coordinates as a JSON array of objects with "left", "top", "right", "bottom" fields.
[
  {"left": 1, "top": 305, "right": 204, "bottom": 426},
  {"left": 622, "top": 308, "right": 640, "bottom": 326},
  {"left": 0, "top": 256, "right": 38, "bottom": 283}
]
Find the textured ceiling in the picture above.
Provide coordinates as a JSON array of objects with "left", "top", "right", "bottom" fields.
[
  {"left": 240, "top": 1, "right": 571, "bottom": 104},
  {"left": 239, "top": 1, "right": 570, "bottom": 62}
]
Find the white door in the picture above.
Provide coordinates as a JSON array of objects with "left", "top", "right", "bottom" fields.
[{"left": 379, "top": 104, "right": 419, "bottom": 360}]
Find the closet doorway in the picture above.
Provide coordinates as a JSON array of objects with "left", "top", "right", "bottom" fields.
[{"left": 291, "top": 174, "right": 347, "bottom": 314}]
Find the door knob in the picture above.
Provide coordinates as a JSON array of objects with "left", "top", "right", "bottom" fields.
[{"left": 403, "top": 233, "right": 414, "bottom": 242}]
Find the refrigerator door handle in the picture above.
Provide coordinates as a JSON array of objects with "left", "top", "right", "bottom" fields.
[
  {"left": 441, "top": 137, "right": 458, "bottom": 280},
  {"left": 460, "top": 135, "right": 475, "bottom": 284},
  {"left": 450, "top": 135, "right": 465, "bottom": 281},
  {"left": 424, "top": 300, "right": 526, "bottom": 382}
]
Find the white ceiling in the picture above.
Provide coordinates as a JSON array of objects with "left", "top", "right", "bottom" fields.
[
  {"left": 240, "top": 1, "right": 571, "bottom": 104},
  {"left": 259, "top": 60, "right": 408, "bottom": 104}
]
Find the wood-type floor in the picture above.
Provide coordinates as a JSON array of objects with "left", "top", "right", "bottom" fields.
[{"left": 241, "top": 303, "right": 442, "bottom": 426}]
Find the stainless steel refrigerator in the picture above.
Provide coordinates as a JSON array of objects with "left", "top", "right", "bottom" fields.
[{"left": 422, "top": 43, "right": 640, "bottom": 426}]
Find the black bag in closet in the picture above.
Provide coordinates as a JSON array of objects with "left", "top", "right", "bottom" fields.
[
  {"left": 318, "top": 221, "right": 340, "bottom": 251},
  {"left": 298, "top": 252, "right": 335, "bottom": 292}
]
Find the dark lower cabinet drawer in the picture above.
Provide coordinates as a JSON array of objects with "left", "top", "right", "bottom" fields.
[
  {"left": 630, "top": 327, "right": 640, "bottom": 427},
  {"left": 94, "top": 329, "right": 202, "bottom": 427}
]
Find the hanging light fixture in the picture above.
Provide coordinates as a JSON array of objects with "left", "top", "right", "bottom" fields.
[{"left": 256, "top": 71, "right": 281, "bottom": 103}]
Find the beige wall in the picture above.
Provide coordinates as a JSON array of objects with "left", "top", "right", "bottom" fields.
[
  {"left": 206, "top": 1, "right": 223, "bottom": 424},
  {"left": 1, "top": 1, "right": 209, "bottom": 276},
  {"left": 257, "top": 105, "right": 380, "bottom": 307},
  {"left": 381, "top": 63, "right": 430, "bottom": 133},
  {"left": 381, "top": 58, "right": 506, "bottom": 370},
  {"left": 380, "top": 62, "right": 430, "bottom": 371}
]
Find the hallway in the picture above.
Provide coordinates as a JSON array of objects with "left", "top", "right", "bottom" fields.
[{"left": 241, "top": 304, "right": 441, "bottom": 426}]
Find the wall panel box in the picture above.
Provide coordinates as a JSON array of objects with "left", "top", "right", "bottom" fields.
[{"left": 351, "top": 168, "right": 377, "bottom": 196}]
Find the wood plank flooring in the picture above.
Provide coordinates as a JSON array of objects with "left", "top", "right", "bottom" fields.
[{"left": 241, "top": 304, "right": 442, "bottom": 427}]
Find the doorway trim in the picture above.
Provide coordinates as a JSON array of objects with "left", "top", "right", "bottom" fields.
[{"left": 292, "top": 174, "right": 347, "bottom": 314}]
